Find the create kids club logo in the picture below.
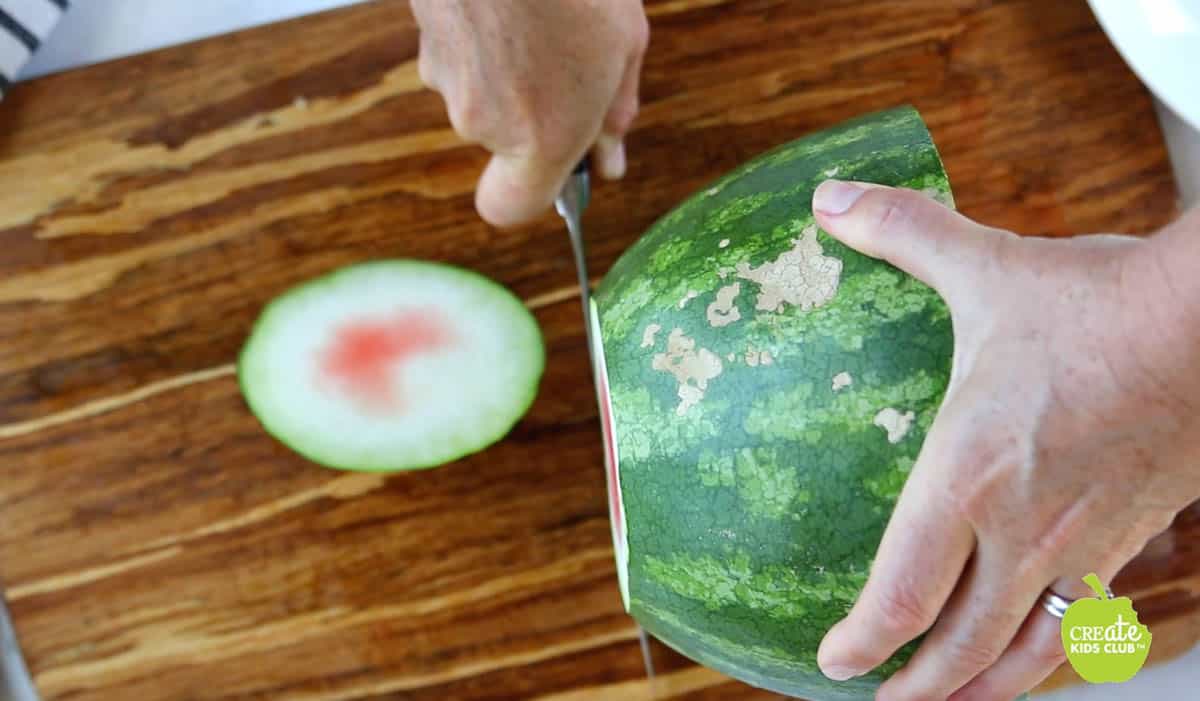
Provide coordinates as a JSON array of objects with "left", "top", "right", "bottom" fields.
[{"left": 1060, "top": 574, "right": 1151, "bottom": 684}]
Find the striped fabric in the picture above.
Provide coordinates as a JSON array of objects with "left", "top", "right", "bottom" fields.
[{"left": 0, "top": 0, "right": 66, "bottom": 97}]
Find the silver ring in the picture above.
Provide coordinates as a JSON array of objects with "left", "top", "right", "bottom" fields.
[{"left": 1040, "top": 586, "right": 1116, "bottom": 619}]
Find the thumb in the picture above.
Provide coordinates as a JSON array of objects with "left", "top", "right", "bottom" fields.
[
  {"left": 812, "top": 180, "right": 1008, "bottom": 300},
  {"left": 476, "top": 150, "right": 577, "bottom": 229}
]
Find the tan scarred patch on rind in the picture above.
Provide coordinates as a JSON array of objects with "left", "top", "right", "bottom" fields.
[
  {"left": 832, "top": 371, "right": 852, "bottom": 391},
  {"left": 718, "top": 238, "right": 731, "bottom": 248},
  {"left": 652, "top": 328, "right": 723, "bottom": 415},
  {"left": 735, "top": 225, "right": 842, "bottom": 313},
  {"left": 824, "top": 166, "right": 840, "bottom": 178},
  {"left": 641, "top": 323, "right": 662, "bottom": 349},
  {"left": 744, "top": 347, "right": 772, "bottom": 366},
  {"left": 706, "top": 283, "right": 742, "bottom": 327},
  {"left": 873, "top": 407, "right": 915, "bottom": 444},
  {"left": 678, "top": 290, "right": 700, "bottom": 309}
]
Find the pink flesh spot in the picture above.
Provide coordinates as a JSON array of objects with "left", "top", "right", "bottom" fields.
[
  {"left": 317, "top": 309, "right": 453, "bottom": 415},
  {"left": 597, "top": 364, "right": 623, "bottom": 545}
]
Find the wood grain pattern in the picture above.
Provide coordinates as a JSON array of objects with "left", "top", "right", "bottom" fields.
[{"left": 0, "top": 0, "right": 1192, "bottom": 699}]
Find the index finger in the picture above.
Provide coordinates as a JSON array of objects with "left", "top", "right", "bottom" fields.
[
  {"left": 475, "top": 148, "right": 584, "bottom": 228},
  {"left": 816, "top": 429, "right": 975, "bottom": 681}
]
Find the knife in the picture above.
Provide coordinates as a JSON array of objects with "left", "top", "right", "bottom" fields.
[
  {"left": 554, "top": 160, "right": 656, "bottom": 681},
  {"left": 0, "top": 590, "right": 39, "bottom": 701},
  {"left": 554, "top": 158, "right": 595, "bottom": 347}
]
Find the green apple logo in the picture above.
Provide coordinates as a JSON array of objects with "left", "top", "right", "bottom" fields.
[{"left": 1061, "top": 573, "right": 1151, "bottom": 683}]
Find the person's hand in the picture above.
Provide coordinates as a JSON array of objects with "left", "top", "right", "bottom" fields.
[
  {"left": 411, "top": 0, "right": 649, "bottom": 227},
  {"left": 809, "top": 181, "right": 1200, "bottom": 701}
]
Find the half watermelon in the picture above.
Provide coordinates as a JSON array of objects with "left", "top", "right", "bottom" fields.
[{"left": 591, "top": 105, "right": 956, "bottom": 699}]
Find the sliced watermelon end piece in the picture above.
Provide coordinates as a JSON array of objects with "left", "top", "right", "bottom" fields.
[{"left": 239, "top": 260, "right": 544, "bottom": 473}]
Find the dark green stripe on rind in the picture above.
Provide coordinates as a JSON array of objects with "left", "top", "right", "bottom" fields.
[{"left": 594, "top": 106, "right": 954, "bottom": 699}]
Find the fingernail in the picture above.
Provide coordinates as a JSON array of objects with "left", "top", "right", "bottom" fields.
[
  {"left": 609, "top": 141, "right": 626, "bottom": 178},
  {"left": 598, "top": 135, "right": 626, "bottom": 179},
  {"left": 813, "top": 180, "right": 867, "bottom": 215},
  {"left": 817, "top": 623, "right": 866, "bottom": 681},
  {"left": 820, "top": 663, "right": 863, "bottom": 682}
]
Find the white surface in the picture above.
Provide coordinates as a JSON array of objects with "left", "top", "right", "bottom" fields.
[
  {"left": 0, "top": 24, "right": 31, "bottom": 79},
  {"left": 19, "top": 0, "right": 368, "bottom": 80},
  {"left": 1033, "top": 640, "right": 1200, "bottom": 700},
  {"left": 7, "top": 0, "right": 63, "bottom": 38},
  {"left": 1088, "top": 0, "right": 1200, "bottom": 133},
  {"left": 1156, "top": 98, "right": 1200, "bottom": 207}
]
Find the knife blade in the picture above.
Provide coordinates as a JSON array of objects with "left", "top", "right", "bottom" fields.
[
  {"left": 554, "top": 158, "right": 594, "bottom": 350},
  {"left": 554, "top": 160, "right": 656, "bottom": 681},
  {"left": 0, "top": 590, "right": 39, "bottom": 701}
]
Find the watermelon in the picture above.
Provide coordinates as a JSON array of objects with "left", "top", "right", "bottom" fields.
[
  {"left": 590, "top": 106, "right": 955, "bottom": 699},
  {"left": 239, "top": 260, "right": 544, "bottom": 472}
]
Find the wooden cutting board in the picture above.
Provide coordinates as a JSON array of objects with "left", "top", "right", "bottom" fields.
[{"left": 0, "top": 1, "right": 1194, "bottom": 699}]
